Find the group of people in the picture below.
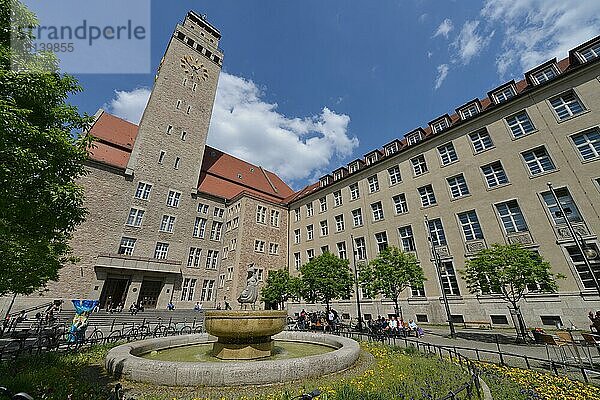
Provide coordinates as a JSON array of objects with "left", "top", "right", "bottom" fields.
[
  {"left": 295, "top": 309, "right": 341, "bottom": 331},
  {"left": 367, "top": 315, "right": 424, "bottom": 337},
  {"left": 588, "top": 310, "right": 600, "bottom": 333}
]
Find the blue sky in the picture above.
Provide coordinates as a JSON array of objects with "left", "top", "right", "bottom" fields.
[{"left": 62, "top": 0, "right": 599, "bottom": 189}]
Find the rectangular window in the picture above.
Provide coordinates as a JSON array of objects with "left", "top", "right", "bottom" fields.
[
  {"left": 333, "top": 190, "right": 343, "bottom": 207},
  {"left": 306, "top": 202, "right": 314, "bottom": 217},
  {"left": 135, "top": 182, "right": 152, "bottom": 200},
  {"left": 388, "top": 165, "right": 402, "bottom": 185},
  {"left": 567, "top": 245, "right": 600, "bottom": 290},
  {"left": 307, "top": 249, "right": 315, "bottom": 261},
  {"left": 349, "top": 183, "right": 360, "bottom": 200},
  {"left": 306, "top": 224, "right": 314, "bottom": 240},
  {"left": 200, "top": 280, "right": 215, "bottom": 301},
  {"left": 166, "top": 190, "right": 181, "bottom": 207},
  {"left": 269, "top": 242, "right": 279, "bottom": 255},
  {"left": 180, "top": 278, "right": 197, "bottom": 301},
  {"left": 447, "top": 174, "right": 470, "bottom": 198},
  {"left": 457, "top": 210, "right": 484, "bottom": 240},
  {"left": 154, "top": 242, "right": 169, "bottom": 259},
  {"left": 460, "top": 104, "right": 480, "bottom": 119},
  {"left": 375, "top": 231, "right": 388, "bottom": 252},
  {"left": 438, "top": 142, "right": 458, "bottom": 165},
  {"left": 254, "top": 240, "right": 265, "bottom": 252},
  {"left": 506, "top": 111, "right": 535, "bottom": 138},
  {"left": 320, "top": 220, "right": 328, "bottom": 236},
  {"left": 440, "top": 261, "right": 460, "bottom": 296},
  {"left": 193, "top": 217, "right": 207, "bottom": 238},
  {"left": 352, "top": 208, "right": 363, "bottom": 227},
  {"left": 294, "top": 252, "right": 301, "bottom": 270},
  {"left": 533, "top": 67, "right": 557, "bottom": 84},
  {"left": 186, "top": 105, "right": 191, "bottom": 115},
  {"left": 256, "top": 205, "right": 267, "bottom": 224},
  {"left": 174, "top": 157, "right": 181, "bottom": 170},
  {"left": 319, "top": 197, "right": 327, "bottom": 212},
  {"left": 412, "top": 287, "right": 426, "bottom": 298},
  {"left": 541, "top": 187, "right": 582, "bottom": 225},
  {"left": 427, "top": 218, "right": 447, "bottom": 246},
  {"left": 294, "top": 208, "right": 300, "bottom": 222},
  {"left": 522, "top": 147, "right": 555, "bottom": 175},
  {"left": 432, "top": 119, "right": 449, "bottom": 133},
  {"left": 355, "top": 237, "right": 367, "bottom": 260},
  {"left": 218, "top": 274, "right": 225, "bottom": 288},
  {"left": 481, "top": 161, "right": 509, "bottom": 188},
  {"left": 205, "top": 250, "right": 219, "bottom": 269},
  {"left": 226, "top": 266, "right": 234, "bottom": 281},
  {"left": 321, "top": 245, "right": 329, "bottom": 254},
  {"left": 160, "top": 215, "right": 176, "bottom": 233},
  {"left": 571, "top": 128, "right": 600, "bottom": 161},
  {"left": 210, "top": 221, "right": 222, "bottom": 240},
  {"left": 198, "top": 203, "right": 209, "bottom": 213},
  {"left": 166, "top": 125, "right": 173, "bottom": 135},
  {"left": 550, "top": 91, "right": 585, "bottom": 120},
  {"left": 495, "top": 200, "right": 528, "bottom": 233},
  {"left": 270, "top": 210, "right": 280, "bottom": 227},
  {"left": 371, "top": 201, "right": 384, "bottom": 221},
  {"left": 407, "top": 131, "right": 424, "bottom": 144},
  {"left": 158, "top": 150, "right": 165, "bottom": 164},
  {"left": 367, "top": 175, "right": 380, "bottom": 193},
  {"left": 126, "top": 208, "right": 144, "bottom": 227},
  {"left": 579, "top": 42, "right": 600, "bottom": 62},
  {"left": 213, "top": 207, "right": 224, "bottom": 218},
  {"left": 294, "top": 229, "right": 301, "bottom": 244},
  {"left": 176, "top": 100, "right": 181, "bottom": 109},
  {"left": 469, "top": 129, "right": 494, "bottom": 153},
  {"left": 392, "top": 193, "right": 408, "bottom": 214},
  {"left": 181, "top": 131, "right": 187, "bottom": 141},
  {"left": 187, "top": 247, "right": 202, "bottom": 267},
  {"left": 335, "top": 214, "right": 345, "bottom": 232},
  {"left": 494, "top": 86, "right": 515, "bottom": 103},
  {"left": 418, "top": 184, "right": 437, "bottom": 207},
  {"left": 118, "top": 237, "right": 136, "bottom": 255},
  {"left": 337, "top": 242, "right": 347, "bottom": 259},
  {"left": 411, "top": 155, "right": 428, "bottom": 176},
  {"left": 398, "top": 225, "right": 415, "bottom": 252}
]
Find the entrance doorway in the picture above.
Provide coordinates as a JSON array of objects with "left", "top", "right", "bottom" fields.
[
  {"left": 99, "top": 278, "right": 130, "bottom": 309},
  {"left": 138, "top": 280, "right": 163, "bottom": 309}
]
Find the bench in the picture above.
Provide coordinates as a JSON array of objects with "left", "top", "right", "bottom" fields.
[{"left": 463, "top": 321, "right": 492, "bottom": 330}]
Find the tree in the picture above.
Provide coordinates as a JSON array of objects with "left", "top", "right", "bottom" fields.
[
  {"left": 299, "top": 252, "right": 354, "bottom": 312},
  {"left": 260, "top": 269, "right": 301, "bottom": 310},
  {"left": 0, "top": 0, "right": 93, "bottom": 297},
  {"left": 358, "top": 246, "right": 425, "bottom": 319},
  {"left": 462, "top": 243, "right": 563, "bottom": 341}
]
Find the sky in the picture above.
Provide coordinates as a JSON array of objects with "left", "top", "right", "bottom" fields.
[{"left": 62, "top": 0, "right": 600, "bottom": 190}]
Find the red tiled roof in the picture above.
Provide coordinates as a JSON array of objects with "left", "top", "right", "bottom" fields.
[{"left": 88, "top": 111, "right": 138, "bottom": 169}]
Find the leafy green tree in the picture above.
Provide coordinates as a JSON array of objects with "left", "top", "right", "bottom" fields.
[
  {"left": 462, "top": 243, "right": 563, "bottom": 340},
  {"left": 0, "top": 0, "right": 92, "bottom": 297},
  {"left": 358, "top": 246, "right": 425, "bottom": 319},
  {"left": 299, "top": 252, "right": 354, "bottom": 312},
  {"left": 260, "top": 269, "right": 301, "bottom": 310}
]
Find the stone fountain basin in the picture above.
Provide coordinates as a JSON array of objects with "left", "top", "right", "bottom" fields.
[{"left": 204, "top": 310, "right": 287, "bottom": 341}]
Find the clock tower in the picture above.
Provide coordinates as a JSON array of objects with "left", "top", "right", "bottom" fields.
[{"left": 126, "top": 11, "right": 223, "bottom": 190}]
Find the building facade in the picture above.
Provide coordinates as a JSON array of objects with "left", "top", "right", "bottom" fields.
[{"left": 2, "top": 13, "right": 599, "bottom": 329}]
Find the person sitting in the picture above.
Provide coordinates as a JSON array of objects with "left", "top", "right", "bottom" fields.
[
  {"left": 194, "top": 302, "right": 202, "bottom": 312},
  {"left": 129, "top": 303, "right": 138, "bottom": 315},
  {"left": 408, "top": 319, "right": 422, "bottom": 337},
  {"left": 167, "top": 301, "right": 175, "bottom": 311},
  {"left": 589, "top": 311, "right": 600, "bottom": 333}
]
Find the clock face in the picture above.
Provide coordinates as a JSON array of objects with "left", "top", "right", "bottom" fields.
[{"left": 180, "top": 55, "right": 209, "bottom": 81}]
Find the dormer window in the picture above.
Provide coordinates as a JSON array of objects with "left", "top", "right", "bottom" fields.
[
  {"left": 493, "top": 85, "right": 516, "bottom": 104},
  {"left": 532, "top": 66, "right": 558, "bottom": 84},
  {"left": 459, "top": 103, "right": 480, "bottom": 120},
  {"left": 319, "top": 175, "right": 332, "bottom": 187},
  {"left": 348, "top": 163, "right": 358, "bottom": 173},
  {"left": 578, "top": 42, "right": 600, "bottom": 62},
  {"left": 430, "top": 118, "right": 450, "bottom": 134},
  {"left": 385, "top": 142, "right": 399, "bottom": 155},
  {"left": 334, "top": 171, "right": 342, "bottom": 181},
  {"left": 407, "top": 130, "right": 424, "bottom": 145},
  {"left": 366, "top": 153, "right": 378, "bottom": 165}
]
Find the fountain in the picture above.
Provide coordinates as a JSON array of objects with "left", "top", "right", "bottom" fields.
[{"left": 104, "top": 265, "right": 360, "bottom": 386}]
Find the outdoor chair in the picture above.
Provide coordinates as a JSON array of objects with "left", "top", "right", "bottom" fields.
[
  {"left": 581, "top": 333, "right": 600, "bottom": 365},
  {"left": 540, "top": 333, "right": 573, "bottom": 366}
]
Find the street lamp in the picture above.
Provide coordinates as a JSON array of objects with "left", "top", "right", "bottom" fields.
[
  {"left": 350, "top": 234, "right": 364, "bottom": 332},
  {"left": 546, "top": 182, "right": 600, "bottom": 296},
  {"left": 424, "top": 215, "right": 456, "bottom": 338}
]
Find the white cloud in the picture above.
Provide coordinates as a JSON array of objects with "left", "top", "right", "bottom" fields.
[
  {"left": 481, "top": 0, "right": 600, "bottom": 77},
  {"left": 104, "top": 87, "right": 150, "bottom": 124},
  {"left": 434, "top": 64, "right": 449, "bottom": 90},
  {"left": 452, "top": 20, "right": 493, "bottom": 65},
  {"left": 433, "top": 18, "right": 454, "bottom": 39},
  {"left": 207, "top": 72, "right": 359, "bottom": 185}
]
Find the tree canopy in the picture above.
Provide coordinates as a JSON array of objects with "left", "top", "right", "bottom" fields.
[
  {"left": 299, "top": 252, "right": 354, "bottom": 311},
  {"left": 358, "top": 246, "right": 425, "bottom": 319},
  {"left": 463, "top": 243, "right": 563, "bottom": 339},
  {"left": 260, "top": 269, "right": 301, "bottom": 310},
  {"left": 0, "top": 0, "right": 92, "bottom": 296}
]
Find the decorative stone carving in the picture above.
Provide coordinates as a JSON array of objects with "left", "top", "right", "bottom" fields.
[
  {"left": 465, "top": 240, "right": 486, "bottom": 254},
  {"left": 507, "top": 232, "right": 533, "bottom": 245},
  {"left": 436, "top": 245, "right": 450, "bottom": 257}
]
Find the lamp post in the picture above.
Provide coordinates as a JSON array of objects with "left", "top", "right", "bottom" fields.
[
  {"left": 546, "top": 182, "right": 600, "bottom": 296},
  {"left": 424, "top": 215, "right": 456, "bottom": 338},
  {"left": 350, "top": 234, "right": 364, "bottom": 332}
]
